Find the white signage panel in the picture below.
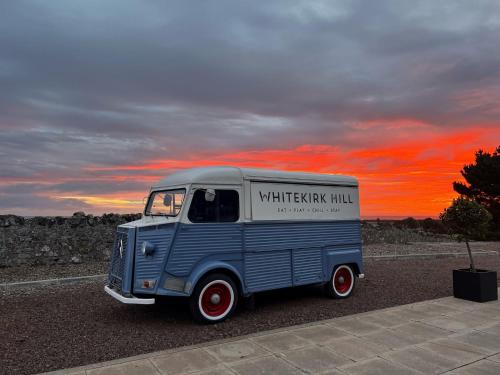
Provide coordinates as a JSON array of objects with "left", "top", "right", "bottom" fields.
[{"left": 250, "top": 182, "right": 359, "bottom": 221}]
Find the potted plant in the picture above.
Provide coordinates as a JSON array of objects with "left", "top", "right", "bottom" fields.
[{"left": 440, "top": 197, "right": 497, "bottom": 302}]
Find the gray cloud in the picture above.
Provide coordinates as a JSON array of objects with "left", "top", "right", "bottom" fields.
[
  {"left": 1, "top": 0, "right": 500, "bottom": 214},
  {"left": 0, "top": 192, "right": 93, "bottom": 216}
]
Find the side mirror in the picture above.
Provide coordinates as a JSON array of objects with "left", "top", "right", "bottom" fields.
[
  {"left": 163, "top": 194, "right": 172, "bottom": 206},
  {"left": 205, "top": 189, "right": 216, "bottom": 202}
]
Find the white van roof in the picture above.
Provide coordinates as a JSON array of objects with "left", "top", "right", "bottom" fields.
[{"left": 153, "top": 166, "right": 358, "bottom": 188}]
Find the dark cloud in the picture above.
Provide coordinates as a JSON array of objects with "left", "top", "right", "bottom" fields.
[{"left": 1, "top": 0, "right": 500, "bottom": 214}]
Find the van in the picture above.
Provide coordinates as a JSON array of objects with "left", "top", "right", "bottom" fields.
[{"left": 105, "top": 166, "right": 363, "bottom": 323}]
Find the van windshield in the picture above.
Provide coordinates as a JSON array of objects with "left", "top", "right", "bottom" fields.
[{"left": 145, "top": 189, "right": 186, "bottom": 216}]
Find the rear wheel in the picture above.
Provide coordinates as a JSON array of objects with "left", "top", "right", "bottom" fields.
[
  {"left": 326, "top": 264, "right": 355, "bottom": 298},
  {"left": 190, "top": 273, "right": 238, "bottom": 323}
]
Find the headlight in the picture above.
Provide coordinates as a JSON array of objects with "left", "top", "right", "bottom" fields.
[{"left": 141, "top": 241, "right": 155, "bottom": 256}]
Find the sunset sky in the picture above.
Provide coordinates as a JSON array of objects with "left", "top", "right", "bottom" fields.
[{"left": 1, "top": 1, "right": 499, "bottom": 218}]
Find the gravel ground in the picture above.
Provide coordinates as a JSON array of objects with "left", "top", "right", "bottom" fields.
[
  {"left": 1, "top": 256, "right": 500, "bottom": 375},
  {"left": 1, "top": 242, "right": 498, "bottom": 284}
]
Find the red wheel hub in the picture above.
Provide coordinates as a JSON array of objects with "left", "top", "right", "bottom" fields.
[
  {"left": 200, "top": 282, "right": 232, "bottom": 317},
  {"left": 334, "top": 267, "right": 352, "bottom": 294}
]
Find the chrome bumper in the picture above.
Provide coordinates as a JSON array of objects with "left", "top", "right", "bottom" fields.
[{"left": 104, "top": 285, "right": 155, "bottom": 305}]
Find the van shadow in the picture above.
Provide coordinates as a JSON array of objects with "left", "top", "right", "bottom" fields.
[{"left": 115, "top": 283, "right": 327, "bottom": 324}]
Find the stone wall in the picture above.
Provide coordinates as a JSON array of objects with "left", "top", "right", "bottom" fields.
[
  {"left": 0, "top": 212, "right": 141, "bottom": 267},
  {"left": 0, "top": 213, "right": 450, "bottom": 267}
]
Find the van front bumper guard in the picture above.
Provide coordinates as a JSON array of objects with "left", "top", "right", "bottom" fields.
[{"left": 104, "top": 285, "right": 155, "bottom": 305}]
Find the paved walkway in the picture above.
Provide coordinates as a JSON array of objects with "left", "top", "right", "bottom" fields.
[{"left": 45, "top": 291, "right": 500, "bottom": 375}]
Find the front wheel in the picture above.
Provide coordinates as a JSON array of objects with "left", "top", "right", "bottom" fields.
[
  {"left": 190, "top": 273, "right": 238, "bottom": 324},
  {"left": 326, "top": 265, "right": 355, "bottom": 299}
]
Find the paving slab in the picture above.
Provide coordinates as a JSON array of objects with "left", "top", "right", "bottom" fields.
[
  {"left": 327, "top": 335, "right": 389, "bottom": 361},
  {"left": 292, "top": 324, "right": 351, "bottom": 344},
  {"left": 364, "top": 328, "right": 419, "bottom": 349},
  {"left": 419, "top": 338, "right": 489, "bottom": 364},
  {"left": 314, "top": 369, "right": 346, "bottom": 375},
  {"left": 412, "top": 301, "right": 458, "bottom": 316},
  {"left": 86, "top": 359, "right": 159, "bottom": 375},
  {"left": 150, "top": 348, "right": 219, "bottom": 374},
  {"left": 452, "top": 330, "right": 500, "bottom": 353},
  {"left": 339, "top": 357, "right": 421, "bottom": 375},
  {"left": 447, "top": 310, "right": 496, "bottom": 328},
  {"left": 487, "top": 353, "right": 500, "bottom": 363},
  {"left": 251, "top": 331, "right": 313, "bottom": 352},
  {"left": 329, "top": 317, "right": 382, "bottom": 336},
  {"left": 422, "top": 315, "right": 481, "bottom": 332},
  {"left": 391, "top": 321, "right": 452, "bottom": 343},
  {"left": 228, "top": 355, "right": 303, "bottom": 375},
  {"left": 482, "top": 300, "right": 500, "bottom": 310},
  {"left": 381, "top": 346, "right": 458, "bottom": 374},
  {"left": 189, "top": 364, "right": 235, "bottom": 375},
  {"left": 477, "top": 322, "right": 500, "bottom": 336},
  {"left": 468, "top": 306, "right": 500, "bottom": 320},
  {"left": 432, "top": 297, "right": 480, "bottom": 312},
  {"left": 388, "top": 306, "right": 433, "bottom": 321},
  {"left": 279, "top": 346, "right": 352, "bottom": 373},
  {"left": 450, "top": 359, "right": 500, "bottom": 374},
  {"left": 361, "top": 310, "right": 410, "bottom": 327},
  {"left": 204, "top": 339, "right": 269, "bottom": 363},
  {"left": 401, "top": 303, "right": 449, "bottom": 320}
]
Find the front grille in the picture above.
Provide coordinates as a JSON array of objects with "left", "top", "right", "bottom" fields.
[{"left": 108, "top": 229, "right": 128, "bottom": 293}]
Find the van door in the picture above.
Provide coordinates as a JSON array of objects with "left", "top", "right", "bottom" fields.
[{"left": 166, "top": 187, "right": 243, "bottom": 277}]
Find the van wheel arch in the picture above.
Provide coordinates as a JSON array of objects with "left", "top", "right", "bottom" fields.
[{"left": 347, "top": 263, "right": 360, "bottom": 276}]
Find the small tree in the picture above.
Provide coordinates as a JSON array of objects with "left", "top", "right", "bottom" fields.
[{"left": 440, "top": 197, "right": 492, "bottom": 271}]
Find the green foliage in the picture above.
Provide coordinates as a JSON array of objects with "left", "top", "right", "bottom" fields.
[
  {"left": 440, "top": 197, "right": 492, "bottom": 242},
  {"left": 453, "top": 146, "right": 500, "bottom": 231}
]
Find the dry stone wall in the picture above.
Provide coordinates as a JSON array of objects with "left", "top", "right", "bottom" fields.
[
  {"left": 0, "top": 213, "right": 450, "bottom": 267},
  {"left": 0, "top": 212, "right": 141, "bottom": 267}
]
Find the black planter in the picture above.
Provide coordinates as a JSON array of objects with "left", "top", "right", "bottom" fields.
[{"left": 453, "top": 268, "right": 498, "bottom": 302}]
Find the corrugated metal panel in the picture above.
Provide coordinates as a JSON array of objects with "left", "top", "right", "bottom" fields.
[
  {"left": 245, "top": 250, "right": 292, "bottom": 292},
  {"left": 167, "top": 223, "right": 243, "bottom": 276},
  {"left": 135, "top": 224, "right": 175, "bottom": 280},
  {"left": 293, "top": 247, "right": 323, "bottom": 285},
  {"left": 245, "top": 220, "right": 361, "bottom": 252}
]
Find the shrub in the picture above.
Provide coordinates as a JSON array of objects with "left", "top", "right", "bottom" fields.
[
  {"left": 396, "top": 217, "right": 419, "bottom": 229},
  {"left": 421, "top": 218, "right": 446, "bottom": 234},
  {"left": 440, "top": 197, "right": 492, "bottom": 271}
]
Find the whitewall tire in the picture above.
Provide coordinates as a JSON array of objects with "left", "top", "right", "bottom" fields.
[
  {"left": 326, "top": 265, "right": 355, "bottom": 299},
  {"left": 190, "top": 274, "right": 238, "bottom": 323}
]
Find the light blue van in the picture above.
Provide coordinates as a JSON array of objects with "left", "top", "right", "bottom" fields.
[{"left": 105, "top": 167, "right": 363, "bottom": 323}]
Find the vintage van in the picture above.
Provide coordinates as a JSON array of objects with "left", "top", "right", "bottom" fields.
[{"left": 105, "top": 167, "right": 363, "bottom": 323}]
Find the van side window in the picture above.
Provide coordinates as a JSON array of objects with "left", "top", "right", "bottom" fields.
[{"left": 188, "top": 190, "right": 239, "bottom": 223}]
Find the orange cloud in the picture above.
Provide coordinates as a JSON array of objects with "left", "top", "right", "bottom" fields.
[{"left": 57, "top": 125, "right": 500, "bottom": 217}]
